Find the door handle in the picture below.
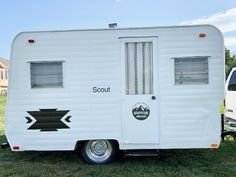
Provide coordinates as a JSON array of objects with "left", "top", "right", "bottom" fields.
[{"left": 151, "top": 96, "right": 156, "bottom": 100}]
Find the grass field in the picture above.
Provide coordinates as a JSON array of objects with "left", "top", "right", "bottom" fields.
[{"left": 1, "top": 96, "right": 236, "bottom": 177}]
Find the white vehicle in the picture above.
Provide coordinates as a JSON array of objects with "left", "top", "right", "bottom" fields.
[
  {"left": 225, "top": 68, "right": 236, "bottom": 130},
  {"left": 5, "top": 25, "right": 224, "bottom": 164}
]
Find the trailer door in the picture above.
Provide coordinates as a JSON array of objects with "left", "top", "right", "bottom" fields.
[{"left": 121, "top": 37, "right": 159, "bottom": 147}]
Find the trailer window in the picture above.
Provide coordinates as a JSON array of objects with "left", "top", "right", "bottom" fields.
[
  {"left": 228, "top": 71, "right": 236, "bottom": 91},
  {"left": 30, "top": 62, "right": 63, "bottom": 88},
  {"left": 174, "top": 57, "right": 208, "bottom": 85},
  {"left": 125, "top": 42, "right": 153, "bottom": 95}
]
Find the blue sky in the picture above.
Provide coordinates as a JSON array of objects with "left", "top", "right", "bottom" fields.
[{"left": 1, "top": 0, "right": 236, "bottom": 59}]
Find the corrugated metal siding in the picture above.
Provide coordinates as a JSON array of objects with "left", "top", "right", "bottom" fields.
[
  {"left": 6, "top": 25, "right": 224, "bottom": 150},
  {"left": 156, "top": 26, "right": 224, "bottom": 148}
]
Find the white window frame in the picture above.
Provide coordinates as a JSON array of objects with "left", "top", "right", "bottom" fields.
[
  {"left": 120, "top": 36, "right": 158, "bottom": 96},
  {"left": 173, "top": 56, "right": 209, "bottom": 85},
  {"left": 29, "top": 61, "right": 64, "bottom": 89}
]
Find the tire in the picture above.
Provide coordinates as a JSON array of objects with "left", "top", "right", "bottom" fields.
[{"left": 81, "top": 140, "right": 117, "bottom": 164}]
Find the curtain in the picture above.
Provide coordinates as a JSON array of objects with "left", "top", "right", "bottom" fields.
[
  {"left": 126, "top": 42, "right": 153, "bottom": 95},
  {"left": 31, "top": 62, "right": 63, "bottom": 88},
  {"left": 175, "top": 57, "right": 208, "bottom": 85}
]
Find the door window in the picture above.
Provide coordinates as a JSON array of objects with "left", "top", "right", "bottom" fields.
[{"left": 125, "top": 42, "right": 153, "bottom": 95}]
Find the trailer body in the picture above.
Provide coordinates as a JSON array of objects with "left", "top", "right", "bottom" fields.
[{"left": 5, "top": 25, "right": 224, "bottom": 152}]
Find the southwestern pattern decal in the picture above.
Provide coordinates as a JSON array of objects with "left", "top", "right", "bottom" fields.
[{"left": 25, "top": 109, "right": 71, "bottom": 131}]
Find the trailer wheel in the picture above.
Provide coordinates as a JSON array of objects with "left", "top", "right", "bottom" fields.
[{"left": 81, "top": 140, "right": 117, "bottom": 164}]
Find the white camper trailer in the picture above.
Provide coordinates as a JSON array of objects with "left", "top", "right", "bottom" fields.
[{"left": 5, "top": 25, "right": 224, "bottom": 164}]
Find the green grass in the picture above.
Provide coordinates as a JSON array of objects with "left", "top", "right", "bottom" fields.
[
  {"left": 0, "top": 96, "right": 6, "bottom": 135},
  {"left": 1, "top": 96, "right": 236, "bottom": 177}
]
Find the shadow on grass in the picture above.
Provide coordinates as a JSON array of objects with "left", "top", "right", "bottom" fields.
[
  {"left": 1, "top": 133, "right": 236, "bottom": 168},
  {"left": 0, "top": 135, "right": 82, "bottom": 165}
]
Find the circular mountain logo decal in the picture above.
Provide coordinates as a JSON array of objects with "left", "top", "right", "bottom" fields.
[{"left": 132, "top": 103, "right": 150, "bottom": 120}]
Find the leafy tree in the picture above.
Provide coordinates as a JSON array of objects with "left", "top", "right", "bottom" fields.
[
  {"left": 225, "top": 48, "right": 232, "bottom": 65},
  {"left": 225, "top": 48, "right": 236, "bottom": 78}
]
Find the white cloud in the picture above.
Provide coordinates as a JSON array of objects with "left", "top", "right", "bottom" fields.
[
  {"left": 181, "top": 7, "right": 236, "bottom": 33},
  {"left": 225, "top": 37, "right": 236, "bottom": 47},
  {"left": 181, "top": 8, "right": 236, "bottom": 53}
]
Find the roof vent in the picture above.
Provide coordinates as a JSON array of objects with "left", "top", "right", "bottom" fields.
[{"left": 109, "top": 23, "right": 117, "bottom": 28}]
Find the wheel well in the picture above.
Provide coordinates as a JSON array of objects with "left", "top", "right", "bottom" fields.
[{"left": 74, "top": 139, "right": 119, "bottom": 150}]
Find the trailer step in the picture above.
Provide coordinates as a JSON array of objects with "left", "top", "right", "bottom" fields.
[
  {"left": 1, "top": 143, "right": 10, "bottom": 149},
  {"left": 124, "top": 150, "right": 159, "bottom": 157}
]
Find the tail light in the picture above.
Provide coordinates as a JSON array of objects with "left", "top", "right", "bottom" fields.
[
  {"left": 199, "top": 33, "right": 206, "bottom": 38},
  {"left": 13, "top": 146, "right": 20, "bottom": 151},
  {"left": 211, "top": 144, "right": 218, "bottom": 148},
  {"left": 28, "top": 39, "right": 35, "bottom": 43}
]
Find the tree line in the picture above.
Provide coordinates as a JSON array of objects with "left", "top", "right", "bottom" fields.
[{"left": 226, "top": 48, "right": 236, "bottom": 78}]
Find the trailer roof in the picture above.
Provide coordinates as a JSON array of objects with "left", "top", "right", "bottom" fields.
[{"left": 16, "top": 24, "right": 220, "bottom": 34}]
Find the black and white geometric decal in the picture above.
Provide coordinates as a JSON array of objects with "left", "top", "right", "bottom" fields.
[{"left": 25, "top": 109, "right": 71, "bottom": 131}]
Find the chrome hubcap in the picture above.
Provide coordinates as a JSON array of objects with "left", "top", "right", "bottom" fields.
[{"left": 86, "top": 140, "right": 112, "bottom": 163}]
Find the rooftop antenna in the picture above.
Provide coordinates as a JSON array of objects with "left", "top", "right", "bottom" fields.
[{"left": 109, "top": 23, "right": 118, "bottom": 28}]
